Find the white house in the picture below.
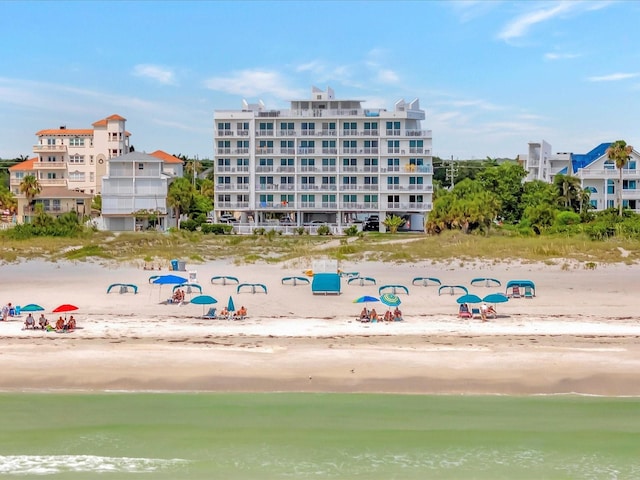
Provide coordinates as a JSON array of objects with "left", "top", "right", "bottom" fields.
[
  {"left": 521, "top": 141, "right": 640, "bottom": 212},
  {"left": 101, "top": 151, "right": 171, "bottom": 231}
]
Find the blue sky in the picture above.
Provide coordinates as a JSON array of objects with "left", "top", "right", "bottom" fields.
[{"left": 1, "top": 0, "right": 639, "bottom": 161}]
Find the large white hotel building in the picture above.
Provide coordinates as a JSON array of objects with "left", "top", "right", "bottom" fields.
[{"left": 212, "top": 86, "right": 433, "bottom": 230}]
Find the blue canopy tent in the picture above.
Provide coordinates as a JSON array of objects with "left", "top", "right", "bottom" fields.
[
  {"left": 470, "top": 278, "right": 501, "bottom": 288},
  {"left": 506, "top": 280, "right": 536, "bottom": 298},
  {"left": 107, "top": 283, "right": 138, "bottom": 294}
]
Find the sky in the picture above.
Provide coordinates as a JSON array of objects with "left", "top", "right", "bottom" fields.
[{"left": 1, "top": 0, "right": 639, "bottom": 161}]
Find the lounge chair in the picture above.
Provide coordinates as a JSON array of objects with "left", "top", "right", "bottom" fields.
[
  {"left": 510, "top": 286, "right": 521, "bottom": 298},
  {"left": 524, "top": 286, "right": 534, "bottom": 299},
  {"left": 202, "top": 307, "right": 217, "bottom": 319},
  {"left": 471, "top": 308, "right": 481, "bottom": 319}
]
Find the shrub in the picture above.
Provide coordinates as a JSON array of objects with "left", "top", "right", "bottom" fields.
[
  {"left": 179, "top": 219, "right": 198, "bottom": 231},
  {"left": 253, "top": 227, "right": 266, "bottom": 235},
  {"left": 201, "top": 223, "right": 232, "bottom": 235},
  {"left": 317, "top": 225, "right": 331, "bottom": 235},
  {"left": 343, "top": 225, "right": 359, "bottom": 236}
]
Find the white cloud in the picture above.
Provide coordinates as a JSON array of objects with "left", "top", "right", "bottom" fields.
[
  {"left": 498, "top": 2, "right": 580, "bottom": 41},
  {"left": 449, "top": 0, "right": 503, "bottom": 22},
  {"left": 587, "top": 72, "right": 640, "bottom": 82},
  {"left": 204, "top": 70, "right": 304, "bottom": 100},
  {"left": 377, "top": 69, "right": 399, "bottom": 84},
  {"left": 132, "top": 64, "right": 177, "bottom": 85},
  {"left": 544, "top": 51, "right": 581, "bottom": 60}
]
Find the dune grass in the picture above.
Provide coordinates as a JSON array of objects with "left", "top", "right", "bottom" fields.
[{"left": 0, "top": 229, "right": 638, "bottom": 267}]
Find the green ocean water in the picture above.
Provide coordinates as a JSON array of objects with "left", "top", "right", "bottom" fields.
[{"left": 0, "top": 393, "right": 638, "bottom": 479}]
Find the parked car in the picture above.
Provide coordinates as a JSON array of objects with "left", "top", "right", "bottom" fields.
[{"left": 363, "top": 215, "right": 380, "bottom": 231}]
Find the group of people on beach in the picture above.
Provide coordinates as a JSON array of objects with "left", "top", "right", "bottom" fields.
[
  {"left": 359, "top": 307, "right": 403, "bottom": 323},
  {"left": 24, "top": 314, "right": 76, "bottom": 332},
  {"left": 219, "top": 305, "right": 247, "bottom": 320},
  {"left": 459, "top": 303, "right": 496, "bottom": 322},
  {"left": 171, "top": 289, "right": 186, "bottom": 303}
]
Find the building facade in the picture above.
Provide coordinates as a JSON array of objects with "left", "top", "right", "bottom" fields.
[
  {"left": 213, "top": 86, "right": 433, "bottom": 231},
  {"left": 101, "top": 151, "right": 171, "bottom": 231},
  {"left": 520, "top": 141, "right": 640, "bottom": 212}
]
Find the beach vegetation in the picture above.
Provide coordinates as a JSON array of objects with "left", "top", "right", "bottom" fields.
[
  {"left": 316, "top": 225, "right": 331, "bottom": 235},
  {"left": 606, "top": 140, "right": 633, "bottom": 216},
  {"left": 382, "top": 215, "right": 405, "bottom": 234}
]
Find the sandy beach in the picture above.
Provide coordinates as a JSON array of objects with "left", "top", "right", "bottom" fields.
[{"left": 1, "top": 258, "right": 639, "bottom": 396}]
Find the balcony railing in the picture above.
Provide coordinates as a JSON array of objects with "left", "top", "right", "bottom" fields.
[
  {"left": 34, "top": 161, "right": 66, "bottom": 169},
  {"left": 33, "top": 144, "right": 67, "bottom": 152}
]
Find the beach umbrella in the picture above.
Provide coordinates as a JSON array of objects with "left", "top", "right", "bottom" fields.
[
  {"left": 353, "top": 295, "right": 379, "bottom": 304},
  {"left": 52, "top": 303, "right": 78, "bottom": 320},
  {"left": 21, "top": 304, "right": 45, "bottom": 312},
  {"left": 380, "top": 293, "right": 401, "bottom": 308},
  {"left": 152, "top": 274, "right": 188, "bottom": 285},
  {"left": 190, "top": 295, "right": 217, "bottom": 315},
  {"left": 227, "top": 295, "right": 235, "bottom": 313},
  {"left": 456, "top": 294, "right": 482, "bottom": 304},
  {"left": 483, "top": 293, "right": 509, "bottom": 304}
]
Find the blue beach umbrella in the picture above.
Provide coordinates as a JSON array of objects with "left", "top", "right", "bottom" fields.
[
  {"left": 483, "top": 293, "right": 509, "bottom": 304},
  {"left": 190, "top": 295, "right": 218, "bottom": 314},
  {"left": 153, "top": 274, "right": 188, "bottom": 285},
  {"left": 456, "top": 294, "right": 483, "bottom": 304},
  {"left": 380, "top": 293, "right": 401, "bottom": 308},
  {"left": 21, "top": 304, "right": 45, "bottom": 312},
  {"left": 227, "top": 296, "right": 235, "bottom": 313}
]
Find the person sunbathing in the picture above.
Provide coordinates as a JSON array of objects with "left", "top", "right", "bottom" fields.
[
  {"left": 55, "top": 317, "right": 65, "bottom": 331},
  {"left": 359, "top": 307, "right": 369, "bottom": 321},
  {"left": 393, "top": 308, "right": 403, "bottom": 321},
  {"left": 220, "top": 307, "right": 229, "bottom": 318},
  {"left": 384, "top": 310, "right": 393, "bottom": 322},
  {"left": 65, "top": 316, "right": 77, "bottom": 331},
  {"left": 369, "top": 309, "right": 379, "bottom": 322},
  {"left": 235, "top": 306, "right": 247, "bottom": 319},
  {"left": 38, "top": 314, "right": 49, "bottom": 330}
]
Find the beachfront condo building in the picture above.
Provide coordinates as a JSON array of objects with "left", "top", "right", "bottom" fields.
[
  {"left": 520, "top": 141, "right": 640, "bottom": 212},
  {"left": 212, "top": 86, "right": 433, "bottom": 231}
]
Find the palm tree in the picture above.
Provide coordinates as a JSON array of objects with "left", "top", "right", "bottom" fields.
[
  {"left": 19, "top": 174, "right": 41, "bottom": 214},
  {"left": 606, "top": 140, "right": 634, "bottom": 216}
]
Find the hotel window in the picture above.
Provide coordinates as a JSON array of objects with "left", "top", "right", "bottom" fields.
[
  {"left": 236, "top": 122, "right": 249, "bottom": 134},
  {"left": 387, "top": 176, "right": 400, "bottom": 186},
  {"left": 301, "top": 122, "right": 315, "bottom": 133},
  {"left": 604, "top": 160, "right": 615, "bottom": 170},
  {"left": 364, "top": 176, "right": 378, "bottom": 186},
  {"left": 322, "top": 140, "right": 336, "bottom": 153},
  {"left": 343, "top": 140, "right": 357, "bottom": 153},
  {"left": 280, "top": 140, "right": 294, "bottom": 153},
  {"left": 218, "top": 158, "right": 231, "bottom": 167},
  {"left": 258, "top": 158, "right": 274, "bottom": 167},
  {"left": 46, "top": 138, "right": 56, "bottom": 146},
  {"left": 364, "top": 194, "right": 378, "bottom": 204},
  {"left": 387, "top": 141, "right": 400, "bottom": 153},
  {"left": 301, "top": 176, "right": 316, "bottom": 186},
  {"left": 258, "top": 122, "right": 274, "bottom": 135},
  {"left": 386, "top": 121, "right": 401, "bottom": 135},
  {"left": 625, "top": 161, "right": 637, "bottom": 170},
  {"left": 343, "top": 158, "right": 357, "bottom": 171},
  {"left": 321, "top": 194, "right": 336, "bottom": 205},
  {"left": 321, "top": 176, "right": 336, "bottom": 187},
  {"left": 280, "top": 158, "right": 294, "bottom": 168},
  {"left": 217, "top": 194, "right": 231, "bottom": 203},
  {"left": 409, "top": 195, "right": 424, "bottom": 203},
  {"left": 280, "top": 176, "right": 294, "bottom": 185},
  {"left": 280, "top": 194, "right": 293, "bottom": 205},
  {"left": 237, "top": 176, "right": 249, "bottom": 185},
  {"left": 47, "top": 156, "right": 57, "bottom": 162},
  {"left": 623, "top": 180, "right": 636, "bottom": 190},
  {"left": 138, "top": 163, "right": 144, "bottom": 170},
  {"left": 236, "top": 158, "right": 249, "bottom": 168},
  {"left": 364, "top": 140, "right": 378, "bottom": 153},
  {"left": 69, "top": 154, "right": 84, "bottom": 164},
  {"left": 236, "top": 140, "right": 249, "bottom": 153},
  {"left": 69, "top": 137, "right": 85, "bottom": 147},
  {"left": 364, "top": 122, "right": 378, "bottom": 135},
  {"left": 300, "top": 158, "right": 315, "bottom": 169},
  {"left": 607, "top": 180, "right": 615, "bottom": 194},
  {"left": 409, "top": 140, "right": 423, "bottom": 153},
  {"left": 321, "top": 122, "right": 336, "bottom": 135},
  {"left": 322, "top": 158, "right": 335, "bottom": 169},
  {"left": 258, "top": 140, "right": 273, "bottom": 152},
  {"left": 387, "top": 158, "right": 400, "bottom": 171},
  {"left": 301, "top": 194, "right": 315, "bottom": 205},
  {"left": 343, "top": 194, "right": 357, "bottom": 203},
  {"left": 258, "top": 176, "right": 274, "bottom": 185},
  {"left": 342, "top": 122, "right": 357, "bottom": 135},
  {"left": 217, "top": 122, "right": 231, "bottom": 135},
  {"left": 218, "top": 176, "right": 231, "bottom": 185},
  {"left": 342, "top": 176, "right": 357, "bottom": 185},
  {"left": 259, "top": 194, "right": 274, "bottom": 205},
  {"left": 46, "top": 172, "right": 57, "bottom": 180},
  {"left": 409, "top": 177, "right": 424, "bottom": 185},
  {"left": 69, "top": 171, "right": 85, "bottom": 182}
]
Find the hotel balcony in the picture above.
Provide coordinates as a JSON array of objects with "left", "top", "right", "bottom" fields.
[
  {"left": 578, "top": 168, "right": 640, "bottom": 179},
  {"left": 33, "top": 144, "right": 67, "bottom": 153},
  {"left": 33, "top": 160, "right": 66, "bottom": 170}
]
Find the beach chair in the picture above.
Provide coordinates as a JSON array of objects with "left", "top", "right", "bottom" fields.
[
  {"left": 524, "top": 286, "right": 534, "bottom": 299},
  {"left": 202, "top": 307, "right": 217, "bottom": 319},
  {"left": 510, "top": 286, "right": 521, "bottom": 298},
  {"left": 471, "top": 308, "right": 481, "bottom": 319}
]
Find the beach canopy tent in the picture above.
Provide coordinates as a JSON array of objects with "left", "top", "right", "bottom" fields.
[
  {"left": 281, "top": 276, "right": 310, "bottom": 286},
  {"left": 312, "top": 273, "right": 341, "bottom": 295},
  {"left": 438, "top": 285, "right": 469, "bottom": 296},
  {"left": 237, "top": 283, "right": 268, "bottom": 294},
  {"left": 106, "top": 283, "right": 138, "bottom": 294},
  {"left": 378, "top": 285, "right": 409, "bottom": 295},
  {"left": 210, "top": 276, "right": 240, "bottom": 285},
  {"left": 506, "top": 280, "right": 536, "bottom": 297},
  {"left": 411, "top": 277, "right": 442, "bottom": 287},
  {"left": 470, "top": 278, "right": 501, "bottom": 287}
]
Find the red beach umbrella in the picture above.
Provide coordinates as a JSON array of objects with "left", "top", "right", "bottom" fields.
[{"left": 52, "top": 304, "right": 79, "bottom": 320}]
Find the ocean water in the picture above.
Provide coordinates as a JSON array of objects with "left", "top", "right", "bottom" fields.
[{"left": 0, "top": 393, "right": 638, "bottom": 479}]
